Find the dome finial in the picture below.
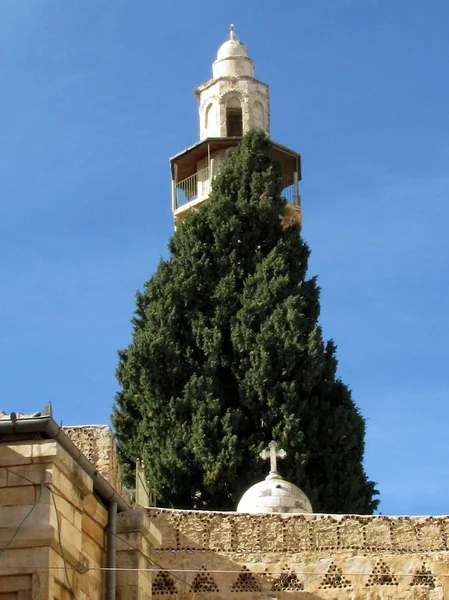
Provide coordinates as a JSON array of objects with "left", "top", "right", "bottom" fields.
[
  {"left": 229, "top": 24, "right": 236, "bottom": 40},
  {"left": 260, "top": 440, "right": 286, "bottom": 478}
]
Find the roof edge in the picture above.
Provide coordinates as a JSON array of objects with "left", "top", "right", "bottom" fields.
[{"left": 0, "top": 415, "right": 129, "bottom": 512}]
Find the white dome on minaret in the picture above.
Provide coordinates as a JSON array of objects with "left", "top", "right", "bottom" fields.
[
  {"left": 170, "top": 27, "right": 301, "bottom": 229},
  {"left": 212, "top": 25, "right": 255, "bottom": 78},
  {"left": 194, "top": 25, "right": 270, "bottom": 140}
]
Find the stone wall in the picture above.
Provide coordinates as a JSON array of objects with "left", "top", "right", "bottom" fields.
[
  {"left": 146, "top": 507, "right": 449, "bottom": 599},
  {"left": 63, "top": 425, "right": 124, "bottom": 498},
  {"left": 196, "top": 78, "right": 270, "bottom": 140},
  {"left": 0, "top": 440, "right": 108, "bottom": 600},
  {"left": 116, "top": 510, "right": 161, "bottom": 600}
]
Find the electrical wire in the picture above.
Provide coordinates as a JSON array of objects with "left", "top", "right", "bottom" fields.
[
  {"left": 2, "top": 468, "right": 445, "bottom": 582},
  {"left": 2, "top": 468, "right": 207, "bottom": 600},
  {"left": 2, "top": 468, "right": 78, "bottom": 598},
  {"left": 0, "top": 564, "right": 444, "bottom": 577}
]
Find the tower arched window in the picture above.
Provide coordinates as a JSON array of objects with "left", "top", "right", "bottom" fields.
[
  {"left": 252, "top": 101, "right": 265, "bottom": 130},
  {"left": 204, "top": 103, "right": 214, "bottom": 133},
  {"left": 226, "top": 97, "right": 243, "bottom": 137}
]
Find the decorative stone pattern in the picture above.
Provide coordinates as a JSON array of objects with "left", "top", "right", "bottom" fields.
[
  {"left": 152, "top": 571, "right": 177, "bottom": 595},
  {"left": 191, "top": 567, "right": 219, "bottom": 593},
  {"left": 319, "top": 561, "right": 352, "bottom": 589},
  {"left": 149, "top": 510, "right": 449, "bottom": 555},
  {"left": 270, "top": 566, "right": 304, "bottom": 591},
  {"left": 366, "top": 559, "right": 399, "bottom": 587},
  {"left": 411, "top": 564, "right": 436, "bottom": 588},
  {"left": 63, "top": 425, "right": 125, "bottom": 498},
  {"left": 147, "top": 508, "right": 448, "bottom": 599},
  {"left": 230, "top": 567, "right": 261, "bottom": 593}
]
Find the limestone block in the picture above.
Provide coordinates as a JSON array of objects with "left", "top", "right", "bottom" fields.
[
  {"left": 117, "top": 508, "right": 161, "bottom": 549},
  {"left": 147, "top": 510, "right": 178, "bottom": 549},
  {"left": 30, "top": 441, "right": 59, "bottom": 463},
  {"left": 80, "top": 533, "right": 104, "bottom": 573},
  {"left": 0, "top": 468, "right": 6, "bottom": 487},
  {"left": 51, "top": 449, "right": 92, "bottom": 497},
  {"left": 43, "top": 490, "right": 81, "bottom": 531},
  {"left": 63, "top": 425, "right": 124, "bottom": 496},
  {"left": 82, "top": 493, "right": 108, "bottom": 528},
  {"left": 0, "top": 545, "right": 50, "bottom": 571},
  {"left": 0, "top": 524, "right": 53, "bottom": 552},
  {"left": 312, "top": 516, "right": 339, "bottom": 550},
  {"left": 0, "top": 574, "right": 32, "bottom": 593},
  {"left": 0, "top": 444, "right": 34, "bottom": 466},
  {"left": 0, "top": 486, "right": 37, "bottom": 507},
  {"left": 419, "top": 520, "right": 444, "bottom": 551},
  {"left": 53, "top": 513, "right": 82, "bottom": 551},
  {"left": 5, "top": 464, "right": 48, "bottom": 487},
  {"left": 336, "top": 517, "right": 365, "bottom": 550},
  {"left": 49, "top": 465, "right": 86, "bottom": 510},
  {"left": 258, "top": 515, "right": 285, "bottom": 552},
  {"left": 208, "top": 515, "right": 233, "bottom": 551},
  {"left": 284, "top": 516, "right": 311, "bottom": 551},
  {"left": 177, "top": 513, "right": 207, "bottom": 549},
  {"left": 116, "top": 585, "right": 140, "bottom": 600},
  {"left": 82, "top": 513, "right": 105, "bottom": 548},
  {"left": 231, "top": 515, "right": 257, "bottom": 552},
  {"left": 364, "top": 518, "right": 392, "bottom": 550},
  {"left": 0, "top": 503, "right": 50, "bottom": 529},
  {"left": 391, "top": 519, "right": 419, "bottom": 551}
]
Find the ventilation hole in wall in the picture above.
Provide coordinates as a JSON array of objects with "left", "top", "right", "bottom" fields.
[
  {"left": 152, "top": 571, "right": 177, "bottom": 595},
  {"left": 230, "top": 566, "right": 262, "bottom": 592},
  {"left": 365, "top": 560, "right": 398, "bottom": 586},
  {"left": 191, "top": 566, "right": 219, "bottom": 593},
  {"left": 319, "top": 562, "right": 352, "bottom": 589},
  {"left": 411, "top": 564, "right": 435, "bottom": 588},
  {"left": 271, "top": 570, "right": 304, "bottom": 592}
]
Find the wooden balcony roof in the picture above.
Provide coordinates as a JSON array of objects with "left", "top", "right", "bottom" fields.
[{"left": 170, "top": 137, "right": 301, "bottom": 183}]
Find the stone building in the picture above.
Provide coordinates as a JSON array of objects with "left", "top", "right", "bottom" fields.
[
  {"left": 1, "top": 27, "right": 448, "bottom": 600},
  {"left": 1, "top": 411, "right": 449, "bottom": 600}
]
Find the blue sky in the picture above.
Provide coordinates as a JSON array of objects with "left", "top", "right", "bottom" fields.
[{"left": 1, "top": 0, "right": 448, "bottom": 516}]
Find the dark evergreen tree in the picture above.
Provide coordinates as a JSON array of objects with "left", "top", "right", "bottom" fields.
[{"left": 112, "top": 130, "right": 379, "bottom": 514}]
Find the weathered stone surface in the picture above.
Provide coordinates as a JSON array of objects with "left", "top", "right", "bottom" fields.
[
  {"left": 63, "top": 425, "right": 124, "bottom": 496},
  {"left": 145, "top": 508, "right": 448, "bottom": 599},
  {"left": 0, "top": 440, "right": 116, "bottom": 600},
  {"left": 3, "top": 435, "right": 449, "bottom": 600}
]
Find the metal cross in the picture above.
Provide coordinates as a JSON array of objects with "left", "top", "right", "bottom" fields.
[{"left": 260, "top": 440, "right": 286, "bottom": 474}]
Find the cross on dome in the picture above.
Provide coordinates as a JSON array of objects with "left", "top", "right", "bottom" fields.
[{"left": 260, "top": 440, "right": 286, "bottom": 475}]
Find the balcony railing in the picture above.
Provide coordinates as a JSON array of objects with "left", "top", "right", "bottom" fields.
[
  {"left": 281, "top": 175, "right": 300, "bottom": 207},
  {"left": 174, "top": 166, "right": 211, "bottom": 209},
  {"left": 173, "top": 167, "right": 300, "bottom": 213}
]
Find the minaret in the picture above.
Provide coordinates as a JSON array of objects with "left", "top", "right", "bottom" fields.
[{"left": 170, "top": 26, "right": 302, "bottom": 228}]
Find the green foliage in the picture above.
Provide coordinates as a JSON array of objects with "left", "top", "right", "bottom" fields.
[{"left": 112, "top": 130, "right": 379, "bottom": 513}]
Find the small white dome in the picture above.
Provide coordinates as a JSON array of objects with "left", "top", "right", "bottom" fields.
[
  {"left": 216, "top": 38, "right": 249, "bottom": 61},
  {"left": 237, "top": 472, "right": 313, "bottom": 515},
  {"left": 213, "top": 25, "right": 255, "bottom": 79}
]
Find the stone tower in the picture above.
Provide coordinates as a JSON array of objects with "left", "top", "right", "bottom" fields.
[{"left": 170, "top": 26, "right": 302, "bottom": 228}]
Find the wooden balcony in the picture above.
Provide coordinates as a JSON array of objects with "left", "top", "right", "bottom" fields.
[
  {"left": 173, "top": 168, "right": 301, "bottom": 227},
  {"left": 171, "top": 137, "right": 302, "bottom": 227}
]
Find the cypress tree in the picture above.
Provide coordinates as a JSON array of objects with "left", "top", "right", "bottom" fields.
[{"left": 112, "top": 130, "right": 379, "bottom": 513}]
